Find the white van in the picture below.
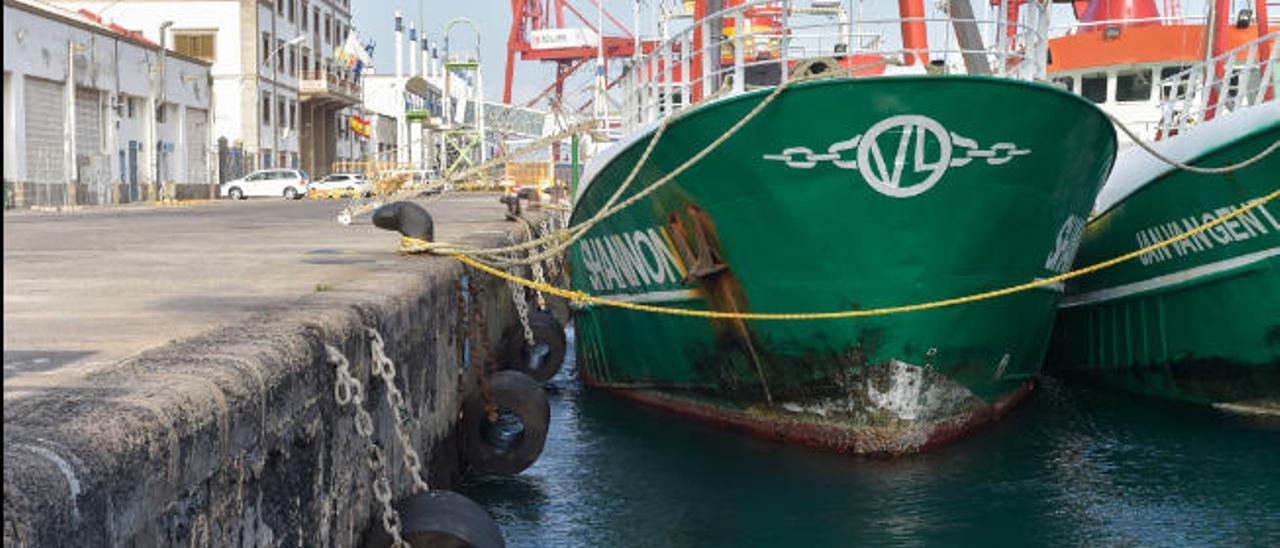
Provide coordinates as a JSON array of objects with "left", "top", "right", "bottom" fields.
[{"left": 220, "top": 169, "right": 310, "bottom": 200}]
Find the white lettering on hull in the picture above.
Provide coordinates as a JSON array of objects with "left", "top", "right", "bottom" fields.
[
  {"left": 578, "top": 227, "right": 685, "bottom": 293},
  {"left": 1135, "top": 196, "right": 1278, "bottom": 266}
]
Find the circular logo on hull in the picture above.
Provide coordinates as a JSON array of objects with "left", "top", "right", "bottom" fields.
[{"left": 856, "top": 115, "right": 952, "bottom": 198}]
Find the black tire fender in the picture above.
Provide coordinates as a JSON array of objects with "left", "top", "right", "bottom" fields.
[
  {"left": 463, "top": 370, "right": 549, "bottom": 476},
  {"left": 363, "top": 490, "right": 505, "bottom": 548},
  {"left": 499, "top": 310, "right": 566, "bottom": 383}
]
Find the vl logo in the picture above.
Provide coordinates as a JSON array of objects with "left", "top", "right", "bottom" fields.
[{"left": 762, "top": 114, "right": 1031, "bottom": 198}]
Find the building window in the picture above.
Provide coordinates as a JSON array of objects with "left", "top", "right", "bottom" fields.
[
  {"left": 277, "top": 0, "right": 284, "bottom": 16},
  {"left": 278, "top": 97, "right": 286, "bottom": 127},
  {"left": 262, "top": 149, "right": 273, "bottom": 168},
  {"left": 276, "top": 39, "right": 285, "bottom": 71},
  {"left": 262, "top": 93, "right": 271, "bottom": 125},
  {"left": 262, "top": 33, "right": 271, "bottom": 64},
  {"left": 300, "top": 2, "right": 309, "bottom": 30},
  {"left": 173, "top": 31, "right": 216, "bottom": 62},
  {"left": 287, "top": 0, "right": 295, "bottom": 22},
  {"left": 127, "top": 97, "right": 136, "bottom": 118},
  {"left": 301, "top": 51, "right": 310, "bottom": 77},
  {"left": 289, "top": 101, "right": 297, "bottom": 130},
  {"left": 324, "top": 14, "right": 331, "bottom": 44},
  {"left": 288, "top": 48, "right": 295, "bottom": 75}
]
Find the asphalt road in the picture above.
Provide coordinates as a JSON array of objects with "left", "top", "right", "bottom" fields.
[{"left": 2, "top": 194, "right": 516, "bottom": 396}]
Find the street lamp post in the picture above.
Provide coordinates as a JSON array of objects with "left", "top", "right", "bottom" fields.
[
  {"left": 267, "top": 35, "right": 304, "bottom": 169},
  {"left": 156, "top": 20, "right": 173, "bottom": 199}
]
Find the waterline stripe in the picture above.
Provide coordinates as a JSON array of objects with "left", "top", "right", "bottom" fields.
[{"left": 1058, "top": 247, "right": 1279, "bottom": 308}]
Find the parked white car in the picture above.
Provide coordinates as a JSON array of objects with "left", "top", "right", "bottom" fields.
[
  {"left": 220, "top": 169, "right": 310, "bottom": 200},
  {"left": 309, "top": 173, "right": 372, "bottom": 197}
]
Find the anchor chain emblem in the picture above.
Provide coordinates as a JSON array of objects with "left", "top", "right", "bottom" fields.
[{"left": 762, "top": 114, "right": 1031, "bottom": 198}]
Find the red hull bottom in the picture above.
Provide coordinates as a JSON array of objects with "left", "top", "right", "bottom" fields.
[{"left": 584, "top": 379, "right": 1036, "bottom": 455}]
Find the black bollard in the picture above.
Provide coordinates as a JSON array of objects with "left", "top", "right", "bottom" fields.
[{"left": 372, "top": 201, "right": 435, "bottom": 241}]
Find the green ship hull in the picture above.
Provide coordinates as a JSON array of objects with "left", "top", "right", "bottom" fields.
[
  {"left": 1047, "top": 115, "right": 1280, "bottom": 414},
  {"left": 569, "top": 76, "right": 1116, "bottom": 454}
]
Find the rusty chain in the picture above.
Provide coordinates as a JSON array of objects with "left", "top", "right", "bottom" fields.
[{"left": 470, "top": 280, "right": 500, "bottom": 422}]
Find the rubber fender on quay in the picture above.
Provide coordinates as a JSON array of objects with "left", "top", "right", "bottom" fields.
[
  {"left": 362, "top": 490, "right": 505, "bottom": 548},
  {"left": 463, "top": 370, "right": 550, "bottom": 476},
  {"left": 499, "top": 310, "right": 567, "bottom": 383}
]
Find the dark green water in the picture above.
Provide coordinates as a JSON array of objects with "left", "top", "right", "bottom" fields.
[{"left": 464, "top": 332, "right": 1280, "bottom": 547}]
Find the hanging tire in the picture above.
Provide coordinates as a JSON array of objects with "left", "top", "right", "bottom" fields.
[
  {"left": 543, "top": 294, "right": 572, "bottom": 326},
  {"left": 499, "top": 310, "right": 566, "bottom": 383},
  {"left": 363, "top": 490, "right": 505, "bottom": 548},
  {"left": 463, "top": 370, "right": 549, "bottom": 476}
]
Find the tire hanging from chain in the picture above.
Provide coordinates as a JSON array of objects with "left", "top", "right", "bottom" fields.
[
  {"left": 327, "top": 331, "right": 505, "bottom": 548},
  {"left": 461, "top": 282, "right": 551, "bottom": 475}
]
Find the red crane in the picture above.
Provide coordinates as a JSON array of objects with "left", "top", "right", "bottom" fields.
[{"left": 505, "top": 0, "right": 658, "bottom": 109}]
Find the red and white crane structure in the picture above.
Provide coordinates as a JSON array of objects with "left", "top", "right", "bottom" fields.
[{"left": 505, "top": 0, "right": 663, "bottom": 112}]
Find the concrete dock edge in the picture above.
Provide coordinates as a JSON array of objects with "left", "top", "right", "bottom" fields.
[{"left": 3, "top": 219, "right": 534, "bottom": 546}]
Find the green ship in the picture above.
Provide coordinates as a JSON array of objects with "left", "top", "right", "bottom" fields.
[
  {"left": 1047, "top": 31, "right": 1280, "bottom": 415},
  {"left": 567, "top": 2, "right": 1117, "bottom": 453}
]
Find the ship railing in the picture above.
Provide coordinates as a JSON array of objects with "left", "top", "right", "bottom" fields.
[
  {"left": 1156, "top": 31, "right": 1279, "bottom": 140},
  {"left": 617, "top": 0, "right": 1053, "bottom": 133}
]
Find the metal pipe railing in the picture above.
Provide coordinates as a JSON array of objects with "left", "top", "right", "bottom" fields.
[
  {"left": 1157, "top": 32, "right": 1279, "bottom": 138},
  {"left": 617, "top": 0, "right": 1051, "bottom": 132}
]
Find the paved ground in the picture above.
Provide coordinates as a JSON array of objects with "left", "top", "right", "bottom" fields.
[{"left": 3, "top": 194, "right": 515, "bottom": 397}]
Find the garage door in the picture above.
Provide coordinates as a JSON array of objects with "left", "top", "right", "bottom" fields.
[
  {"left": 74, "top": 88, "right": 102, "bottom": 158},
  {"left": 24, "top": 77, "right": 65, "bottom": 183},
  {"left": 185, "top": 108, "right": 209, "bottom": 184}
]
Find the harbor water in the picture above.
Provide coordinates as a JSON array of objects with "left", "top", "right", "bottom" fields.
[{"left": 464, "top": 330, "right": 1280, "bottom": 547}]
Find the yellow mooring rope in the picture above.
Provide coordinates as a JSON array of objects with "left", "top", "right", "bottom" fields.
[{"left": 421, "top": 188, "right": 1279, "bottom": 321}]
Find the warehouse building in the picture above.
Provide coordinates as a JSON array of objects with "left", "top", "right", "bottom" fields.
[{"left": 3, "top": 0, "right": 213, "bottom": 208}]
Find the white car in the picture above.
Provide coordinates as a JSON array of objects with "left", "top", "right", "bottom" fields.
[
  {"left": 310, "top": 173, "right": 372, "bottom": 197},
  {"left": 220, "top": 169, "right": 310, "bottom": 200}
]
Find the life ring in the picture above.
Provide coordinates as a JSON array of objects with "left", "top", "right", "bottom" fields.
[
  {"left": 500, "top": 310, "right": 567, "bottom": 382},
  {"left": 463, "top": 370, "right": 550, "bottom": 476},
  {"left": 363, "top": 490, "right": 505, "bottom": 548}
]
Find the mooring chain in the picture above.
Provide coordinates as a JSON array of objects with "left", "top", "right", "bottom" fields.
[
  {"left": 325, "top": 344, "right": 409, "bottom": 548},
  {"left": 519, "top": 219, "right": 550, "bottom": 311},
  {"left": 504, "top": 233, "right": 537, "bottom": 347},
  {"left": 538, "top": 217, "right": 566, "bottom": 290},
  {"left": 367, "top": 328, "right": 431, "bottom": 495}
]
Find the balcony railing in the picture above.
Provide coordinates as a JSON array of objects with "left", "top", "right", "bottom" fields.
[{"left": 300, "top": 70, "right": 362, "bottom": 101}]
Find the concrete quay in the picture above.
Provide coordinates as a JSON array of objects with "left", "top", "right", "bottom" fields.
[{"left": 3, "top": 195, "right": 542, "bottom": 546}]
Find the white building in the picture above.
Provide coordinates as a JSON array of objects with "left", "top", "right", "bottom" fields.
[
  {"left": 54, "top": 0, "right": 369, "bottom": 181},
  {"left": 3, "top": 0, "right": 213, "bottom": 208},
  {"left": 359, "top": 9, "right": 492, "bottom": 175}
]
